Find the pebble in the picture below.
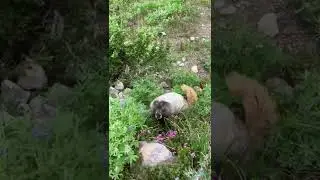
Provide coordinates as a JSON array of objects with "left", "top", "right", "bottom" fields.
[
  {"left": 191, "top": 65, "right": 198, "bottom": 73},
  {"left": 114, "top": 80, "right": 124, "bottom": 91}
]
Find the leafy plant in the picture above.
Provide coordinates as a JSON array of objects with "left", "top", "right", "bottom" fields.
[
  {"left": 109, "top": 97, "right": 148, "bottom": 179},
  {"left": 130, "top": 77, "right": 164, "bottom": 106}
]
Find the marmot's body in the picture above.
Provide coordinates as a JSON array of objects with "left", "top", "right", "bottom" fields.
[{"left": 150, "top": 92, "right": 188, "bottom": 120}]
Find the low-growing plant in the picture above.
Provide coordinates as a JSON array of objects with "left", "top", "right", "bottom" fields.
[
  {"left": 0, "top": 111, "right": 105, "bottom": 180},
  {"left": 171, "top": 70, "right": 201, "bottom": 88},
  {"left": 109, "top": 97, "right": 148, "bottom": 179},
  {"left": 130, "top": 77, "right": 164, "bottom": 106}
]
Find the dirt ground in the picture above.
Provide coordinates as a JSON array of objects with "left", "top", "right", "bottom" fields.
[
  {"left": 166, "top": 5, "right": 211, "bottom": 80},
  {"left": 215, "top": 0, "right": 316, "bottom": 55}
]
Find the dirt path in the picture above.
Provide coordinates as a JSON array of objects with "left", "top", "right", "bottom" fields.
[
  {"left": 215, "top": 0, "right": 316, "bottom": 55},
  {"left": 167, "top": 4, "right": 211, "bottom": 80}
]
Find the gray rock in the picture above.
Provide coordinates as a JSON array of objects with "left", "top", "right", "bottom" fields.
[
  {"left": 16, "top": 103, "right": 32, "bottom": 118},
  {"left": 212, "top": 102, "right": 248, "bottom": 159},
  {"left": 1, "top": 80, "right": 31, "bottom": 115},
  {"left": 123, "top": 88, "right": 132, "bottom": 97},
  {"left": 47, "top": 83, "right": 73, "bottom": 107},
  {"left": 15, "top": 59, "right": 48, "bottom": 90},
  {"left": 160, "top": 81, "right": 169, "bottom": 89},
  {"left": 214, "top": 0, "right": 225, "bottom": 9},
  {"left": 265, "top": 77, "right": 293, "bottom": 97},
  {"left": 257, "top": 13, "right": 279, "bottom": 37},
  {"left": 139, "top": 141, "right": 174, "bottom": 166},
  {"left": 29, "top": 96, "right": 57, "bottom": 123},
  {"left": 114, "top": 80, "right": 124, "bottom": 91},
  {"left": 118, "top": 92, "right": 125, "bottom": 99},
  {"left": 219, "top": 5, "right": 237, "bottom": 15},
  {"left": 109, "top": 87, "right": 119, "bottom": 98}
]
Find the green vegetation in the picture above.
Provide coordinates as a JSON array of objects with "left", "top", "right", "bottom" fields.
[
  {"left": 109, "top": 97, "right": 148, "bottom": 179},
  {"left": 120, "top": 76, "right": 211, "bottom": 180},
  {"left": 290, "top": 0, "right": 320, "bottom": 36},
  {"left": 109, "top": 0, "right": 211, "bottom": 179},
  {"left": 213, "top": 23, "right": 320, "bottom": 179},
  {"left": 0, "top": 0, "right": 106, "bottom": 179}
]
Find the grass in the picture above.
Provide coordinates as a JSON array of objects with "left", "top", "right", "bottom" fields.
[
  {"left": 213, "top": 22, "right": 320, "bottom": 179},
  {"left": 109, "top": 0, "right": 211, "bottom": 179}
]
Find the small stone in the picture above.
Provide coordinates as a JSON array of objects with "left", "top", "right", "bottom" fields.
[
  {"left": 125, "top": 65, "right": 130, "bottom": 74},
  {"left": 15, "top": 58, "right": 48, "bottom": 90},
  {"left": 47, "top": 83, "right": 73, "bottom": 107},
  {"left": 118, "top": 92, "right": 125, "bottom": 99},
  {"left": 109, "top": 87, "right": 119, "bottom": 98},
  {"left": 114, "top": 80, "right": 124, "bottom": 91},
  {"left": 191, "top": 65, "right": 198, "bottom": 73},
  {"left": 265, "top": 77, "right": 293, "bottom": 97},
  {"left": 214, "top": 0, "right": 225, "bottom": 9},
  {"left": 178, "top": 62, "right": 185, "bottom": 67},
  {"left": 182, "top": 57, "right": 186, "bottom": 62},
  {"left": 219, "top": 5, "right": 237, "bottom": 15},
  {"left": 190, "top": 37, "right": 196, "bottom": 41},
  {"left": 1, "top": 80, "right": 31, "bottom": 115},
  {"left": 139, "top": 141, "right": 174, "bottom": 166},
  {"left": 29, "top": 96, "right": 57, "bottom": 123},
  {"left": 159, "top": 32, "right": 167, "bottom": 36},
  {"left": 213, "top": 102, "right": 248, "bottom": 159},
  {"left": 160, "top": 81, "right": 169, "bottom": 89},
  {"left": 123, "top": 88, "right": 132, "bottom": 96},
  {"left": 193, "top": 86, "right": 203, "bottom": 92},
  {"left": 257, "top": 13, "right": 279, "bottom": 37},
  {"left": 17, "top": 103, "right": 32, "bottom": 118}
]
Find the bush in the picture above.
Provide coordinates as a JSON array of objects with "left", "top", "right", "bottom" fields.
[{"left": 109, "top": 97, "right": 148, "bottom": 179}]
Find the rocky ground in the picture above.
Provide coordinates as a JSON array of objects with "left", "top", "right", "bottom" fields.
[
  {"left": 0, "top": 57, "right": 73, "bottom": 138},
  {"left": 214, "top": 0, "right": 318, "bottom": 55}
]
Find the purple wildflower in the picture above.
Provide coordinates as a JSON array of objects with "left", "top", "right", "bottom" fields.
[
  {"left": 166, "top": 130, "right": 177, "bottom": 139},
  {"left": 155, "top": 134, "right": 166, "bottom": 143}
]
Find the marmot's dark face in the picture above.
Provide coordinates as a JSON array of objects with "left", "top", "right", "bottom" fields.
[{"left": 152, "top": 100, "right": 171, "bottom": 120}]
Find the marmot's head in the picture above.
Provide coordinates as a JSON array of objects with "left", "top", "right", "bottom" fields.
[{"left": 151, "top": 100, "right": 171, "bottom": 120}]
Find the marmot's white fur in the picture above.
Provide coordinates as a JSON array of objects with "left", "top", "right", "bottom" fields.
[{"left": 150, "top": 92, "right": 188, "bottom": 119}]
